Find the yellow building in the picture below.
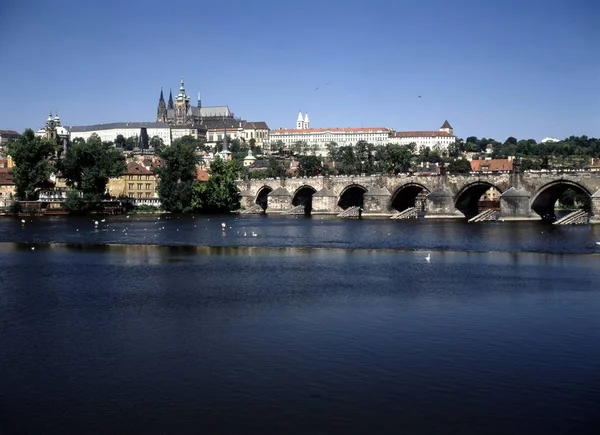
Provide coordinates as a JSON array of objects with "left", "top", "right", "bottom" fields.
[
  {"left": 108, "top": 162, "right": 157, "bottom": 204},
  {"left": 0, "top": 168, "right": 16, "bottom": 207}
]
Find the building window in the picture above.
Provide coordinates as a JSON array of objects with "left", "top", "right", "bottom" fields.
[
  {"left": 128, "top": 183, "right": 134, "bottom": 190},
  {"left": 146, "top": 192, "right": 151, "bottom": 197},
  {"left": 146, "top": 183, "right": 151, "bottom": 190},
  {"left": 137, "top": 183, "right": 142, "bottom": 189},
  {"left": 138, "top": 193, "right": 142, "bottom": 198}
]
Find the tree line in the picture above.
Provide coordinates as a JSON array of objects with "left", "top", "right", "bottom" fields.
[
  {"left": 6, "top": 130, "right": 242, "bottom": 214},
  {"left": 256, "top": 135, "right": 599, "bottom": 177}
]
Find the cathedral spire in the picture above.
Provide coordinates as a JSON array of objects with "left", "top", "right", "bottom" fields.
[
  {"left": 197, "top": 91, "right": 201, "bottom": 108},
  {"left": 157, "top": 87, "right": 167, "bottom": 122},
  {"left": 168, "top": 89, "right": 174, "bottom": 110}
]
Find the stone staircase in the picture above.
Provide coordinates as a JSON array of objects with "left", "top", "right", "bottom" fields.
[
  {"left": 282, "top": 205, "right": 306, "bottom": 215},
  {"left": 553, "top": 210, "right": 588, "bottom": 225},
  {"left": 390, "top": 207, "right": 417, "bottom": 220},
  {"left": 468, "top": 209, "right": 499, "bottom": 223},
  {"left": 338, "top": 206, "right": 362, "bottom": 218},
  {"left": 240, "top": 204, "right": 265, "bottom": 215}
]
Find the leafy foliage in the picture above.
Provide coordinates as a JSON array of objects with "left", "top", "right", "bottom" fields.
[
  {"left": 191, "top": 157, "right": 241, "bottom": 213},
  {"left": 155, "top": 135, "right": 202, "bottom": 213},
  {"left": 59, "top": 134, "right": 126, "bottom": 205},
  {"left": 376, "top": 144, "right": 413, "bottom": 174},
  {"left": 63, "top": 189, "right": 87, "bottom": 214},
  {"left": 6, "top": 128, "right": 59, "bottom": 200},
  {"left": 297, "top": 155, "right": 322, "bottom": 177},
  {"left": 445, "top": 159, "right": 472, "bottom": 174},
  {"left": 149, "top": 135, "right": 165, "bottom": 152}
]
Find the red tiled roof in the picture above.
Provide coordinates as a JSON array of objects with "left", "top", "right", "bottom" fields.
[
  {"left": 394, "top": 131, "right": 453, "bottom": 138},
  {"left": 196, "top": 169, "right": 209, "bottom": 181},
  {"left": 0, "top": 130, "right": 19, "bottom": 136},
  {"left": 588, "top": 159, "right": 600, "bottom": 168},
  {"left": 0, "top": 168, "right": 14, "bottom": 185},
  {"left": 271, "top": 127, "right": 390, "bottom": 134},
  {"left": 123, "top": 162, "right": 155, "bottom": 176},
  {"left": 470, "top": 159, "right": 513, "bottom": 172}
]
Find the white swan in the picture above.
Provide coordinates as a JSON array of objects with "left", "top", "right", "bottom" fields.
[{"left": 425, "top": 253, "right": 431, "bottom": 262}]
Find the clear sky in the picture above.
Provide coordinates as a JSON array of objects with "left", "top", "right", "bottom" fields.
[{"left": 0, "top": 0, "right": 598, "bottom": 142}]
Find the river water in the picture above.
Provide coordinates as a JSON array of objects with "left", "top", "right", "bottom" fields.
[{"left": 1, "top": 215, "right": 599, "bottom": 434}]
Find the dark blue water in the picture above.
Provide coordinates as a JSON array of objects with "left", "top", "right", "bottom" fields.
[{"left": 1, "top": 215, "right": 600, "bottom": 434}]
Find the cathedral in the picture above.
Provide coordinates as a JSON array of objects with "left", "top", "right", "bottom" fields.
[{"left": 156, "top": 77, "right": 235, "bottom": 128}]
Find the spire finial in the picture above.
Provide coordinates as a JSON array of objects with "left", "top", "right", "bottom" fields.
[{"left": 179, "top": 77, "right": 186, "bottom": 96}]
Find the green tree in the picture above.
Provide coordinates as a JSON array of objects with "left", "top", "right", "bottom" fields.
[
  {"left": 326, "top": 141, "right": 338, "bottom": 160},
  {"left": 337, "top": 146, "right": 359, "bottom": 175},
  {"left": 265, "top": 157, "right": 284, "bottom": 178},
  {"left": 59, "top": 135, "right": 126, "bottom": 205},
  {"left": 6, "top": 128, "right": 59, "bottom": 200},
  {"left": 149, "top": 135, "right": 164, "bottom": 152},
  {"left": 155, "top": 135, "right": 202, "bottom": 213},
  {"left": 63, "top": 189, "right": 87, "bottom": 214},
  {"left": 298, "top": 155, "right": 322, "bottom": 177},
  {"left": 292, "top": 140, "right": 305, "bottom": 155},
  {"left": 445, "top": 159, "right": 471, "bottom": 174},
  {"left": 115, "top": 134, "right": 126, "bottom": 149},
  {"left": 272, "top": 140, "right": 285, "bottom": 155},
  {"left": 71, "top": 137, "right": 86, "bottom": 146},
  {"left": 378, "top": 144, "right": 413, "bottom": 174},
  {"left": 124, "top": 136, "right": 137, "bottom": 151},
  {"left": 191, "top": 157, "right": 241, "bottom": 213}
]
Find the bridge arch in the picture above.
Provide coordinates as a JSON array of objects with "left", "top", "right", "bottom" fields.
[
  {"left": 391, "top": 183, "right": 430, "bottom": 212},
  {"left": 455, "top": 181, "right": 503, "bottom": 219},
  {"left": 338, "top": 183, "right": 368, "bottom": 210},
  {"left": 292, "top": 185, "right": 317, "bottom": 215},
  {"left": 255, "top": 185, "right": 273, "bottom": 210},
  {"left": 531, "top": 180, "right": 591, "bottom": 220}
]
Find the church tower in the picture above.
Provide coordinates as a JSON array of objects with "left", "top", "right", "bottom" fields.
[
  {"left": 296, "top": 111, "right": 304, "bottom": 129},
  {"left": 440, "top": 120, "right": 453, "bottom": 135},
  {"left": 174, "top": 77, "right": 191, "bottom": 125},
  {"left": 45, "top": 109, "right": 57, "bottom": 141},
  {"left": 303, "top": 113, "right": 310, "bottom": 129},
  {"left": 157, "top": 88, "right": 167, "bottom": 122}
]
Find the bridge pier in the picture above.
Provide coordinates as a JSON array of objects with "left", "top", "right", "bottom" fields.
[
  {"left": 499, "top": 187, "right": 535, "bottom": 220},
  {"left": 267, "top": 187, "right": 292, "bottom": 212},
  {"left": 591, "top": 190, "right": 600, "bottom": 222},
  {"left": 312, "top": 188, "right": 338, "bottom": 213},
  {"left": 425, "top": 188, "right": 460, "bottom": 218},
  {"left": 239, "top": 190, "right": 256, "bottom": 210},
  {"left": 363, "top": 186, "right": 392, "bottom": 214}
]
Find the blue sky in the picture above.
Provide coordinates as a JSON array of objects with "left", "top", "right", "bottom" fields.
[{"left": 0, "top": 0, "right": 598, "bottom": 141}]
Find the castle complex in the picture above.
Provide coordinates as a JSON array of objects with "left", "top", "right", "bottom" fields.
[
  {"left": 156, "top": 77, "right": 233, "bottom": 127},
  {"left": 156, "top": 78, "right": 269, "bottom": 147}
]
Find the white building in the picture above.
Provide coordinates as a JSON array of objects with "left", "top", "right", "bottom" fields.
[
  {"left": 205, "top": 121, "right": 270, "bottom": 149},
  {"left": 69, "top": 122, "right": 173, "bottom": 146},
  {"left": 389, "top": 120, "right": 456, "bottom": 151},
  {"left": 266, "top": 112, "right": 391, "bottom": 156},
  {"left": 541, "top": 137, "right": 560, "bottom": 143}
]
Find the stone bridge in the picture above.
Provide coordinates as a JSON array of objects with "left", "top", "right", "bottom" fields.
[{"left": 237, "top": 172, "right": 600, "bottom": 222}]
